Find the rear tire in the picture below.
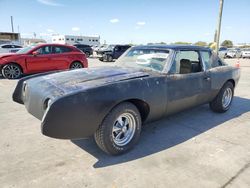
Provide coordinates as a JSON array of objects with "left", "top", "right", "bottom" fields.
[
  {"left": 209, "top": 82, "right": 234, "bottom": 113},
  {"left": 107, "top": 55, "right": 113, "bottom": 62},
  {"left": 70, "top": 61, "right": 83, "bottom": 69},
  {"left": 94, "top": 102, "right": 141, "bottom": 155},
  {"left": 103, "top": 54, "right": 108, "bottom": 62},
  {"left": 2, "top": 63, "right": 22, "bottom": 79}
]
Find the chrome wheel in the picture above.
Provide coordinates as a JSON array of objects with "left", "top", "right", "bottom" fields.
[
  {"left": 112, "top": 113, "right": 136, "bottom": 146},
  {"left": 222, "top": 88, "right": 232, "bottom": 108},
  {"left": 2, "top": 64, "right": 21, "bottom": 79},
  {"left": 70, "top": 62, "right": 83, "bottom": 69}
]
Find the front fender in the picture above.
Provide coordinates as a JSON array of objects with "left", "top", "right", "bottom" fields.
[{"left": 42, "top": 76, "right": 166, "bottom": 139}]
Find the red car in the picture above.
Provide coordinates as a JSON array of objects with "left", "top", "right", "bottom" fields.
[{"left": 0, "top": 44, "right": 88, "bottom": 79}]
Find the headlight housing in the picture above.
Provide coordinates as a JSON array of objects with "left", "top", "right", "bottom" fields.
[{"left": 43, "top": 98, "right": 52, "bottom": 110}]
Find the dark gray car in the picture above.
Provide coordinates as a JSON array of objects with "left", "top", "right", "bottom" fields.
[{"left": 13, "top": 45, "right": 240, "bottom": 155}]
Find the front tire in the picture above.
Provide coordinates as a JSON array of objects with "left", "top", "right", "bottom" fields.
[
  {"left": 94, "top": 102, "right": 141, "bottom": 155},
  {"left": 2, "top": 63, "right": 22, "bottom": 79},
  {"left": 209, "top": 82, "right": 234, "bottom": 113}
]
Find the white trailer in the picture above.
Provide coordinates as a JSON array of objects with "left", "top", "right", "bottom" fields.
[{"left": 52, "top": 35, "right": 100, "bottom": 46}]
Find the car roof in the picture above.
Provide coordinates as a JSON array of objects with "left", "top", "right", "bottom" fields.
[
  {"left": 34, "top": 43, "right": 73, "bottom": 48},
  {"left": 133, "top": 45, "right": 210, "bottom": 51},
  {"left": 74, "top": 44, "right": 90, "bottom": 46}
]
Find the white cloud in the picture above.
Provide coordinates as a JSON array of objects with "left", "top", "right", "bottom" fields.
[
  {"left": 37, "top": 0, "right": 63, "bottom": 6},
  {"left": 47, "top": 28, "right": 54, "bottom": 33},
  {"left": 204, "top": 32, "right": 211, "bottom": 36},
  {"left": 137, "top": 21, "right": 146, "bottom": 26},
  {"left": 72, "top": 27, "right": 80, "bottom": 31},
  {"left": 110, "top": 18, "right": 119, "bottom": 23}
]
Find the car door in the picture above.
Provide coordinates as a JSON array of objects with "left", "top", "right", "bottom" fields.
[
  {"left": 25, "top": 45, "right": 53, "bottom": 73},
  {"left": 113, "top": 46, "right": 124, "bottom": 59},
  {"left": 202, "top": 51, "right": 231, "bottom": 100},
  {"left": 165, "top": 50, "right": 211, "bottom": 115},
  {"left": 50, "top": 46, "right": 72, "bottom": 70}
]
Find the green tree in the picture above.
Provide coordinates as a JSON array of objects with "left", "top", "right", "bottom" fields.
[
  {"left": 173, "top": 41, "right": 192, "bottom": 45},
  {"left": 194, "top": 41, "right": 207, "bottom": 46},
  {"left": 221, "top": 40, "right": 233, "bottom": 48}
]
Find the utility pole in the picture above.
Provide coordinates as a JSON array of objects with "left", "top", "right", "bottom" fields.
[
  {"left": 215, "top": 0, "right": 224, "bottom": 54},
  {"left": 10, "top": 16, "right": 14, "bottom": 33}
]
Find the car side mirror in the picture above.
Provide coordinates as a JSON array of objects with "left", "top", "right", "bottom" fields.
[{"left": 32, "top": 51, "right": 39, "bottom": 56}]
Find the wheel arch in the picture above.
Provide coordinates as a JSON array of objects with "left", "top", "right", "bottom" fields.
[
  {"left": 226, "top": 79, "right": 235, "bottom": 88},
  {"left": 3, "top": 62, "right": 24, "bottom": 73},
  {"left": 70, "top": 60, "right": 84, "bottom": 68},
  {"left": 111, "top": 99, "right": 150, "bottom": 123}
]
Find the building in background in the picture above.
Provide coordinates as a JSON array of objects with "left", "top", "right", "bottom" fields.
[
  {"left": 51, "top": 34, "right": 100, "bottom": 46},
  {"left": 0, "top": 32, "right": 20, "bottom": 45},
  {"left": 21, "top": 38, "right": 46, "bottom": 46}
]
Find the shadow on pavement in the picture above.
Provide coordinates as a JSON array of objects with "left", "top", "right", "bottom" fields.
[{"left": 72, "top": 96, "right": 250, "bottom": 168}]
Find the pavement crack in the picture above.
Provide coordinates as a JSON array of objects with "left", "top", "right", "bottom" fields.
[{"left": 220, "top": 161, "right": 250, "bottom": 188}]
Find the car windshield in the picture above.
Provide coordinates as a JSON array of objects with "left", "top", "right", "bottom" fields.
[
  {"left": 106, "top": 45, "right": 115, "bottom": 50},
  {"left": 116, "top": 47, "right": 170, "bottom": 72},
  {"left": 16, "top": 45, "right": 36, "bottom": 54}
]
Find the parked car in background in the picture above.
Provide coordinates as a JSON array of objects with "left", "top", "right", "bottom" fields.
[
  {"left": 73, "top": 44, "right": 93, "bottom": 57},
  {"left": 218, "top": 47, "right": 227, "bottom": 58},
  {"left": 99, "top": 45, "right": 131, "bottom": 62},
  {"left": 0, "top": 44, "right": 88, "bottom": 79},
  {"left": 241, "top": 49, "right": 250, "bottom": 58},
  {"left": 0, "top": 44, "right": 22, "bottom": 53},
  {"left": 13, "top": 45, "right": 240, "bottom": 155},
  {"left": 96, "top": 44, "right": 112, "bottom": 55},
  {"left": 226, "top": 49, "right": 241, "bottom": 58}
]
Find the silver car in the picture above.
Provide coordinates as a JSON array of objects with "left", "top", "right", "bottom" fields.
[
  {"left": 241, "top": 49, "right": 250, "bottom": 58},
  {"left": 226, "top": 49, "right": 241, "bottom": 58},
  {"left": 0, "top": 44, "right": 22, "bottom": 53}
]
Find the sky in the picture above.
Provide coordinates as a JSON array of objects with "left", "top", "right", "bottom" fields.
[{"left": 0, "top": 0, "right": 249, "bottom": 44}]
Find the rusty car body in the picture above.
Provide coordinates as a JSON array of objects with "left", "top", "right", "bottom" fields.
[{"left": 13, "top": 45, "right": 240, "bottom": 155}]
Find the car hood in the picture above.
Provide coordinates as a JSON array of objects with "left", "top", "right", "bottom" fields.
[
  {"left": 0, "top": 53, "right": 22, "bottom": 59},
  {"left": 25, "top": 66, "right": 150, "bottom": 97}
]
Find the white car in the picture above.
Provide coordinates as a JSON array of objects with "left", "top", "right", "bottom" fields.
[
  {"left": 226, "top": 49, "right": 241, "bottom": 58},
  {"left": 0, "top": 44, "right": 22, "bottom": 53},
  {"left": 218, "top": 47, "right": 228, "bottom": 58},
  {"left": 241, "top": 49, "right": 250, "bottom": 58}
]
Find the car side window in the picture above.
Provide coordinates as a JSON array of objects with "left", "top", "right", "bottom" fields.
[
  {"left": 37, "top": 46, "right": 52, "bottom": 55},
  {"left": 2, "top": 45, "right": 12, "bottom": 48},
  {"left": 53, "top": 46, "right": 63, "bottom": 54},
  {"left": 115, "top": 46, "right": 121, "bottom": 51},
  {"left": 61, "top": 46, "right": 72, "bottom": 53},
  {"left": 170, "top": 50, "right": 203, "bottom": 74},
  {"left": 200, "top": 51, "right": 212, "bottom": 69},
  {"left": 52, "top": 46, "right": 72, "bottom": 54}
]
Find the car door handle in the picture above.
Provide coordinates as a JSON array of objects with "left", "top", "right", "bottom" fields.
[{"left": 204, "top": 77, "right": 211, "bottom": 81}]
